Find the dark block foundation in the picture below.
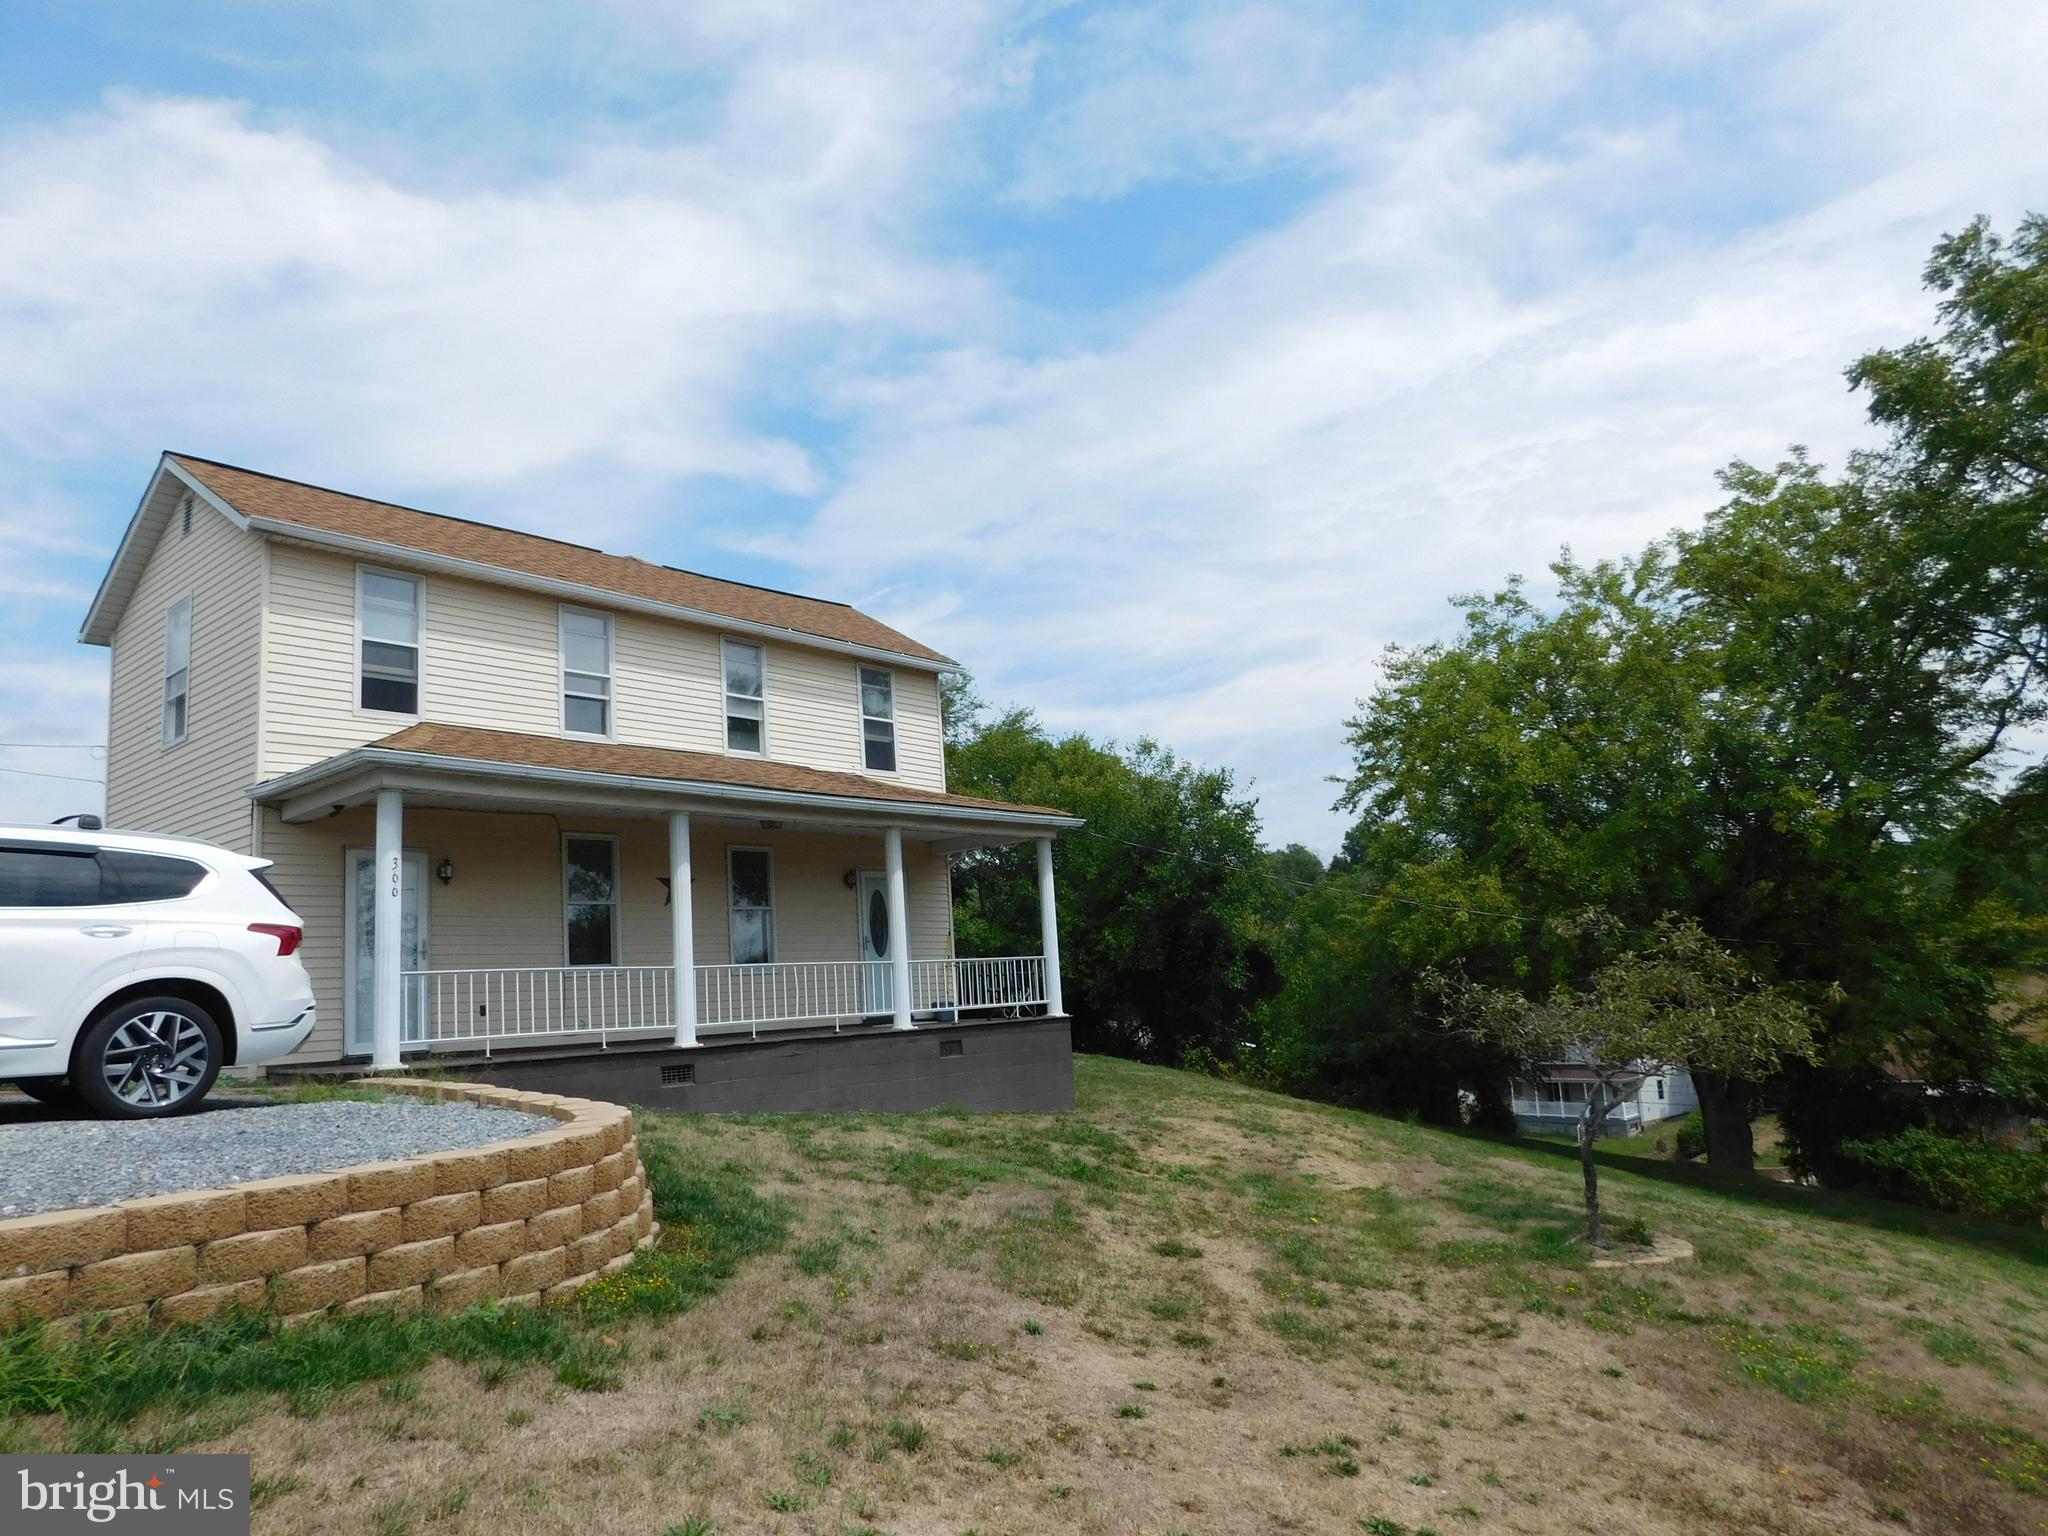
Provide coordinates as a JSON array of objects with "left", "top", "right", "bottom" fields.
[{"left": 422, "top": 1016, "right": 1075, "bottom": 1114}]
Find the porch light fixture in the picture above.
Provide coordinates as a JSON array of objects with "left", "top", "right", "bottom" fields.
[
  {"left": 436, "top": 857, "right": 454, "bottom": 886},
  {"left": 843, "top": 868, "right": 858, "bottom": 889}
]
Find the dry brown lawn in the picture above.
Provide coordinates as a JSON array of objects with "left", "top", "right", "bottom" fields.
[{"left": 43, "top": 1058, "right": 2048, "bottom": 1535}]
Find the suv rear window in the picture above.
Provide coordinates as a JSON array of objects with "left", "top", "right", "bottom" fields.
[
  {"left": 100, "top": 850, "right": 209, "bottom": 902},
  {"left": 0, "top": 846, "right": 107, "bottom": 907}
]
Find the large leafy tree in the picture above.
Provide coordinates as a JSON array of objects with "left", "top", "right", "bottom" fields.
[
  {"left": 1311, "top": 218, "right": 2048, "bottom": 1175},
  {"left": 1265, "top": 559, "right": 1713, "bottom": 1127},
  {"left": 1255, "top": 857, "right": 1524, "bottom": 1125},
  {"left": 945, "top": 696, "right": 1278, "bottom": 1063},
  {"left": 1849, "top": 214, "right": 2048, "bottom": 721}
]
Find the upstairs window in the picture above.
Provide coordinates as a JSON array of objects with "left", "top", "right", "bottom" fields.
[
  {"left": 859, "top": 667, "right": 896, "bottom": 771},
  {"left": 728, "top": 847, "right": 776, "bottom": 964},
  {"left": 723, "top": 639, "right": 765, "bottom": 753},
  {"left": 561, "top": 608, "right": 614, "bottom": 737},
  {"left": 358, "top": 569, "right": 421, "bottom": 714},
  {"left": 162, "top": 597, "right": 192, "bottom": 746}
]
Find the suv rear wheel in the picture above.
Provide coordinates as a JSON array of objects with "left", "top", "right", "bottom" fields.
[{"left": 74, "top": 995, "right": 223, "bottom": 1118}]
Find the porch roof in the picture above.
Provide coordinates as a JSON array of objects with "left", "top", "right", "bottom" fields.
[{"left": 249, "top": 722, "right": 1082, "bottom": 838}]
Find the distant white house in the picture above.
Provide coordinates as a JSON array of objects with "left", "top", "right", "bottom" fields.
[{"left": 1509, "top": 1061, "right": 1700, "bottom": 1138}]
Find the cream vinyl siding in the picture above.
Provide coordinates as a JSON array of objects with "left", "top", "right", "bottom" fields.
[
  {"left": 105, "top": 503, "right": 263, "bottom": 850},
  {"left": 614, "top": 612, "right": 722, "bottom": 752},
  {"left": 263, "top": 542, "right": 559, "bottom": 775},
  {"left": 259, "top": 543, "right": 946, "bottom": 789},
  {"left": 261, "top": 806, "right": 955, "bottom": 1062},
  {"left": 750, "top": 644, "right": 946, "bottom": 790}
]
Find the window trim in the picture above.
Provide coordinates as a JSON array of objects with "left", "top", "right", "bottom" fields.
[
  {"left": 721, "top": 636, "right": 768, "bottom": 757},
  {"left": 726, "top": 844, "right": 777, "bottom": 965},
  {"left": 857, "top": 664, "right": 898, "bottom": 775},
  {"left": 354, "top": 564, "right": 424, "bottom": 721},
  {"left": 558, "top": 604, "right": 616, "bottom": 741},
  {"left": 162, "top": 594, "right": 192, "bottom": 748},
  {"left": 561, "top": 832, "right": 622, "bottom": 968}
]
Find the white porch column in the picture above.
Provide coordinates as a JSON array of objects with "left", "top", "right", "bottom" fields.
[
  {"left": 884, "top": 825, "right": 914, "bottom": 1031},
  {"left": 1036, "top": 836, "right": 1064, "bottom": 1017},
  {"left": 371, "top": 788, "right": 405, "bottom": 1071},
  {"left": 669, "top": 810, "right": 698, "bottom": 1048}
]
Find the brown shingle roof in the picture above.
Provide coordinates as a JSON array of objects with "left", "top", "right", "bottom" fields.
[
  {"left": 362, "top": 723, "right": 1074, "bottom": 821},
  {"left": 170, "top": 454, "right": 952, "bottom": 664}
]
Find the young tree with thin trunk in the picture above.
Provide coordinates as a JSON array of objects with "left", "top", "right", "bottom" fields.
[{"left": 1430, "top": 918, "right": 1820, "bottom": 1244}]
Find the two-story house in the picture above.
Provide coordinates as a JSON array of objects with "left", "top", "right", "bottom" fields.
[{"left": 79, "top": 454, "right": 1079, "bottom": 1093}]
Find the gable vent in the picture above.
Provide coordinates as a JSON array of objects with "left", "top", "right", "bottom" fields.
[
  {"left": 938, "top": 1038, "right": 964, "bottom": 1058},
  {"left": 179, "top": 496, "right": 193, "bottom": 537},
  {"left": 660, "top": 1062, "right": 695, "bottom": 1085}
]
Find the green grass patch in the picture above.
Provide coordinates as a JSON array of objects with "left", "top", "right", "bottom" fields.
[
  {"left": 1261, "top": 1309, "right": 1345, "bottom": 1358},
  {"left": 992, "top": 1196, "right": 1095, "bottom": 1306},
  {"left": 883, "top": 1417, "right": 927, "bottom": 1453},
  {"left": 1903, "top": 1317, "right": 1995, "bottom": 1370}
]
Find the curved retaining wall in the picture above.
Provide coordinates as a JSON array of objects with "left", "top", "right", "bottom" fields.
[{"left": 0, "top": 1080, "right": 655, "bottom": 1330}]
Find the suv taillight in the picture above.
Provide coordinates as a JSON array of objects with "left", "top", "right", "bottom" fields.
[{"left": 249, "top": 922, "right": 303, "bottom": 957}]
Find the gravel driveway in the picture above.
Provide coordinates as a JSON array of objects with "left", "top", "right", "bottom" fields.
[{"left": 0, "top": 1096, "right": 550, "bottom": 1218}]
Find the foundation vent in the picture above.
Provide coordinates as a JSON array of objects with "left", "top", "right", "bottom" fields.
[
  {"left": 939, "top": 1038, "right": 965, "bottom": 1059},
  {"left": 661, "top": 1063, "right": 696, "bottom": 1085}
]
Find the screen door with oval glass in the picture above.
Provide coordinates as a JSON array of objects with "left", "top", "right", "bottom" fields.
[{"left": 856, "top": 870, "right": 894, "bottom": 1016}]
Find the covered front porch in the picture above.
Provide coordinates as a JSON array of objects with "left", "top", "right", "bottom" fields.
[{"left": 248, "top": 727, "right": 1080, "bottom": 1069}]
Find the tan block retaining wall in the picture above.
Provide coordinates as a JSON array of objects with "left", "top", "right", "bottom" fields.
[{"left": 0, "top": 1080, "right": 656, "bottom": 1330}]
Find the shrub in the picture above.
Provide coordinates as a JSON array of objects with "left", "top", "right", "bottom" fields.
[
  {"left": 1672, "top": 1111, "right": 1707, "bottom": 1161},
  {"left": 1838, "top": 1127, "right": 2048, "bottom": 1225}
]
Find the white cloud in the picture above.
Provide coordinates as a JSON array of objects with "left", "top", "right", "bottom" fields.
[
  {"left": 3, "top": 0, "right": 2046, "bottom": 852},
  {"left": 789, "top": 0, "right": 2048, "bottom": 849},
  {"left": 0, "top": 89, "right": 988, "bottom": 493}
]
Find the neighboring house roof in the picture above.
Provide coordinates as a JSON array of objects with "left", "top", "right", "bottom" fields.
[
  {"left": 250, "top": 722, "right": 1080, "bottom": 827},
  {"left": 81, "top": 452, "right": 954, "bottom": 668}
]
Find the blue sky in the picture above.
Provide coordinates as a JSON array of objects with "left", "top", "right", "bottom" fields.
[{"left": 3, "top": 1, "right": 2046, "bottom": 848}]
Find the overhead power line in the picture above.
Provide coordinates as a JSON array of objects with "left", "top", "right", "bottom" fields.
[{"left": 0, "top": 765, "right": 107, "bottom": 785}]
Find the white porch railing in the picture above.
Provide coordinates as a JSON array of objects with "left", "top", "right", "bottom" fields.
[
  {"left": 910, "top": 955, "right": 1047, "bottom": 1013},
  {"left": 696, "top": 960, "right": 886, "bottom": 1032},
  {"left": 401, "top": 955, "right": 1050, "bottom": 1052},
  {"left": 1510, "top": 1097, "right": 1644, "bottom": 1130},
  {"left": 406, "top": 966, "right": 675, "bottom": 1051}
]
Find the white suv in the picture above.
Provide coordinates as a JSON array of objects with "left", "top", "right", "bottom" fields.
[{"left": 0, "top": 825, "right": 316, "bottom": 1118}]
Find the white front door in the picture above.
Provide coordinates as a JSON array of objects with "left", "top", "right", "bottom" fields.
[
  {"left": 856, "top": 870, "right": 893, "bottom": 1016},
  {"left": 345, "top": 847, "right": 429, "bottom": 1056}
]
